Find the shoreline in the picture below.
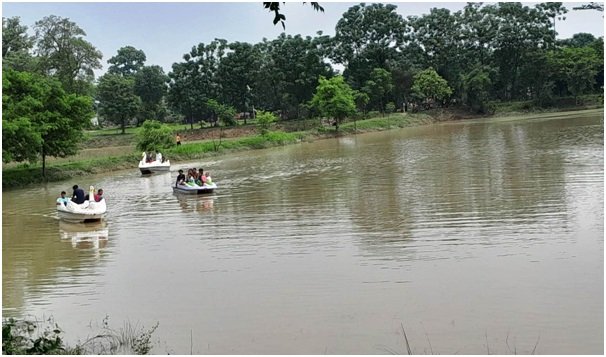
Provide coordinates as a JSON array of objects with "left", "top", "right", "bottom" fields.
[{"left": 2, "top": 107, "right": 603, "bottom": 190}]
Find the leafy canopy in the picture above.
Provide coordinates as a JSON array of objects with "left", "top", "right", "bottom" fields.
[
  {"left": 2, "top": 69, "right": 93, "bottom": 170},
  {"left": 136, "top": 120, "right": 175, "bottom": 152}
]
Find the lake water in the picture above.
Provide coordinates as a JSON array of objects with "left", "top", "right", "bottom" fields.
[{"left": 2, "top": 110, "right": 603, "bottom": 354}]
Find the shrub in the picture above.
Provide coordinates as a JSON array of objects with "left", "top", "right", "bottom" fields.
[
  {"left": 256, "top": 110, "right": 277, "bottom": 135},
  {"left": 136, "top": 120, "right": 175, "bottom": 152}
]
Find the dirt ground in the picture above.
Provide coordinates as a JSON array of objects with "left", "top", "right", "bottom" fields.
[{"left": 176, "top": 125, "right": 259, "bottom": 143}]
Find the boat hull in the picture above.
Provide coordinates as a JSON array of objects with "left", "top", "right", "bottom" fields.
[
  {"left": 139, "top": 159, "right": 171, "bottom": 175},
  {"left": 57, "top": 200, "right": 107, "bottom": 223},
  {"left": 57, "top": 210, "right": 105, "bottom": 223},
  {"left": 173, "top": 183, "right": 216, "bottom": 195},
  {"left": 139, "top": 165, "right": 171, "bottom": 174}
]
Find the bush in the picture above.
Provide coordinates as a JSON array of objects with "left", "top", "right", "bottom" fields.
[
  {"left": 385, "top": 102, "right": 396, "bottom": 114},
  {"left": 256, "top": 110, "right": 277, "bottom": 135},
  {"left": 136, "top": 120, "right": 175, "bottom": 152}
]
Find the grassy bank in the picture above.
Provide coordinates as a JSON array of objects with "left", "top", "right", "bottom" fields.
[{"left": 2, "top": 106, "right": 602, "bottom": 190}]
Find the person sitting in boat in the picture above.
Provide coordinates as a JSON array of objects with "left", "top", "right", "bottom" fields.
[
  {"left": 72, "top": 185, "right": 85, "bottom": 204},
  {"left": 204, "top": 172, "right": 213, "bottom": 185},
  {"left": 176, "top": 169, "right": 186, "bottom": 187},
  {"left": 94, "top": 189, "right": 104, "bottom": 202},
  {"left": 197, "top": 168, "right": 206, "bottom": 186},
  {"left": 186, "top": 169, "right": 198, "bottom": 186},
  {"left": 156, "top": 152, "right": 162, "bottom": 163},
  {"left": 56, "top": 191, "right": 69, "bottom": 206},
  {"left": 146, "top": 152, "right": 154, "bottom": 163}
]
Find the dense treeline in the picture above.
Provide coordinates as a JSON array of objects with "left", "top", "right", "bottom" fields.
[{"left": 2, "top": 2, "right": 604, "bottom": 171}]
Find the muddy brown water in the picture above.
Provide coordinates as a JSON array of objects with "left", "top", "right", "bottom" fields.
[{"left": 3, "top": 110, "right": 603, "bottom": 354}]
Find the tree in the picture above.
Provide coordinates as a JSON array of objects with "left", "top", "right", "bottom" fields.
[
  {"left": 206, "top": 99, "right": 237, "bottom": 127},
  {"left": 33, "top": 15, "right": 102, "bottom": 95},
  {"left": 462, "top": 66, "right": 493, "bottom": 113},
  {"left": 332, "top": 3, "right": 406, "bottom": 88},
  {"left": 410, "top": 68, "right": 452, "bottom": 108},
  {"left": 216, "top": 42, "right": 263, "bottom": 114},
  {"left": 107, "top": 46, "right": 147, "bottom": 77},
  {"left": 406, "top": 8, "right": 464, "bottom": 91},
  {"left": 97, "top": 74, "right": 141, "bottom": 134},
  {"left": 573, "top": 2, "right": 604, "bottom": 12},
  {"left": 2, "top": 69, "right": 94, "bottom": 175},
  {"left": 362, "top": 68, "right": 393, "bottom": 114},
  {"left": 263, "top": 33, "right": 333, "bottom": 118},
  {"left": 311, "top": 75, "right": 356, "bottom": 131},
  {"left": 547, "top": 46, "right": 600, "bottom": 103},
  {"left": 136, "top": 120, "right": 175, "bottom": 152},
  {"left": 167, "top": 39, "right": 228, "bottom": 128},
  {"left": 134, "top": 65, "right": 168, "bottom": 124},
  {"left": 2, "top": 17, "right": 34, "bottom": 60},
  {"left": 2, "top": 17, "right": 37, "bottom": 72}
]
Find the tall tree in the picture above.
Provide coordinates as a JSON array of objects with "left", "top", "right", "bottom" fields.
[
  {"left": 167, "top": 39, "right": 228, "bottom": 128},
  {"left": 362, "top": 68, "right": 393, "bottom": 113},
  {"left": 216, "top": 42, "right": 263, "bottom": 114},
  {"left": 332, "top": 3, "right": 406, "bottom": 88},
  {"left": 96, "top": 74, "right": 141, "bottom": 134},
  {"left": 2, "top": 17, "right": 36, "bottom": 72},
  {"left": 33, "top": 15, "right": 102, "bottom": 95},
  {"left": 134, "top": 65, "right": 168, "bottom": 124},
  {"left": 2, "top": 69, "right": 94, "bottom": 175},
  {"left": 107, "top": 46, "right": 147, "bottom": 77}
]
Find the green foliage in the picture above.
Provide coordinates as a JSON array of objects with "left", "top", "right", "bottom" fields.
[
  {"left": 134, "top": 65, "right": 169, "bottom": 124},
  {"left": 354, "top": 90, "right": 370, "bottom": 113},
  {"left": 2, "top": 69, "right": 94, "bottom": 173},
  {"left": 332, "top": 3, "right": 406, "bottom": 87},
  {"left": 411, "top": 68, "right": 453, "bottom": 106},
  {"left": 462, "top": 66, "right": 493, "bottom": 113},
  {"left": 362, "top": 68, "right": 394, "bottom": 113},
  {"left": 385, "top": 102, "right": 396, "bottom": 114},
  {"left": 2, "top": 17, "right": 36, "bottom": 72},
  {"left": 311, "top": 75, "right": 356, "bottom": 130},
  {"left": 207, "top": 99, "right": 237, "bottom": 127},
  {"left": 107, "top": 46, "right": 147, "bottom": 77},
  {"left": 255, "top": 110, "right": 277, "bottom": 135},
  {"left": 97, "top": 73, "right": 141, "bottom": 134},
  {"left": 33, "top": 15, "right": 102, "bottom": 95},
  {"left": 136, "top": 120, "right": 175, "bottom": 152},
  {"left": 547, "top": 46, "right": 600, "bottom": 100}
]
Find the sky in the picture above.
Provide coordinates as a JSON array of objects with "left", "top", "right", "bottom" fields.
[{"left": 2, "top": 1, "right": 604, "bottom": 77}]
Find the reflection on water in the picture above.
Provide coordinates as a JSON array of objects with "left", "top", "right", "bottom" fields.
[
  {"left": 2, "top": 110, "right": 604, "bottom": 354},
  {"left": 59, "top": 221, "right": 109, "bottom": 249},
  {"left": 174, "top": 194, "right": 215, "bottom": 214}
]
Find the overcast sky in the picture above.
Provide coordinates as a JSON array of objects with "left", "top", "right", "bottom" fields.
[{"left": 2, "top": 1, "right": 604, "bottom": 77}]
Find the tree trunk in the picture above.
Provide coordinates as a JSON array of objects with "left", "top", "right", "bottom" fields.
[
  {"left": 41, "top": 147, "right": 46, "bottom": 178},
  {"left": 121, "top": 119, "right": 126, "bottom": 134}
]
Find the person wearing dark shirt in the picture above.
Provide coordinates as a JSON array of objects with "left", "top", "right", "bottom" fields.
[
  {"left": 176, "top": 169, "right": 186, "bottom": 187},
  {"left": 71, "top": 185, "right": 85, "bottom": 204}
]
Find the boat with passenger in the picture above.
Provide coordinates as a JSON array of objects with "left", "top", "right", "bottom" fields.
[
  {"left": 173, "top": 182, "right": 217, "bottom": 195},
  {"left": 57, "top": 186, "right": 107, "bottom": 223},
  {"left": 139, "top": 151, "right": 170, "bottom": 174}
]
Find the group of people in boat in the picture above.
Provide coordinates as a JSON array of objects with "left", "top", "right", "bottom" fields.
[
  {"left": 143, "top": 151, "right": 167, "bottom": 163},
  {"left": 175, "top": 167, "right": 213, "bottom": 187},
  {"left": 56, "top": 185, "right": 104, "bottom": 206}
]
